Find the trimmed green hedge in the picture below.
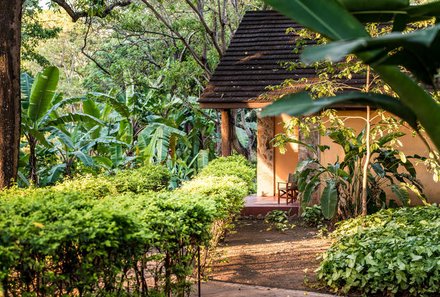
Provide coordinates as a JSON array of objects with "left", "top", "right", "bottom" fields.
[
  {"left": 318, "top": 206, "right": 440, "bottom": 296},
  {"left": 0, "top": 157, "right": 253, "bottom": 296},
  {"left": 197, "top": 155, "right": 256, "bottom": 193}
]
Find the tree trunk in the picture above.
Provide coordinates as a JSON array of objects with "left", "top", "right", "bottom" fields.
[
  {"left": 28, "top": 135, "right": 39, "bottom": 186},
  {"left": 0, "top": 0, "right": 22, "bottom": 188}
]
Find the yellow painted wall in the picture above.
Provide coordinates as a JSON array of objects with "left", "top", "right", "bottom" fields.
[
  {"left": 320, "top": 110, "right": 439, "bottom": 203},
  {"left": 258, "top": 112, "right": 438, "bottom": 202},
  {"left": 274, "top": 115, "right": 299, "bottom": 194}
]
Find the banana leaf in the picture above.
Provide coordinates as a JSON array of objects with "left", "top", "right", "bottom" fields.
[
  {"left": 28, "top": 66, "right": 59, "bottom": 122},
  {"left": 262, "top": 92, "right": 418, "bottom": 130}
]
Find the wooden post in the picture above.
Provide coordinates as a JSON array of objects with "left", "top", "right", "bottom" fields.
[{"left": 221, "top": 109, "right": 232, "bottom": 156}]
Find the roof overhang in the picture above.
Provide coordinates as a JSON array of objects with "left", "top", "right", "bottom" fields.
[{"left": 199, "top": 101, "right": 271, "bottom": 109}]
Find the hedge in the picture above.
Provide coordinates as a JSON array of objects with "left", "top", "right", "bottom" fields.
[
  {"left": 0, "top": 157, "right": 254, "bottom": 296},
  {"left": 318, "top": 206, "right": 440, "bottom": 296},
  {"left": 197, "top": 155, "right": 256, "bottom": 193}
]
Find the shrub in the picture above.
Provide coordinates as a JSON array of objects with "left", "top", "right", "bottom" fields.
[
  {"left": 0, "top": 156, "right": 250, "bottom": 296},
  {"left": 178, "top": 175, "right": 247, "bottom": 217},
  {"left": 301, "top": 205, "right": 325, "bottom": 227},
  {"left": 197, "top": 155, "right": 256, "bottom": 193},
  {"left": 51, "top": 163, "right": 170, "bottom": 198},
  {"left": 111, "top": 164, "right": 171, "bottom": 193},
  {"left": 318, "top": 206, "right": 440, "bottom": 296},
  {"left": 264, "top": 210, "right": 295, "bottom": 232}
]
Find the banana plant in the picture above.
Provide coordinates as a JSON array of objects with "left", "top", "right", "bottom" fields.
[
  {"left": 44, "top": 125, "right": 128, "bottom": 182},
  {"left": 262, "top": 0, "right": 440, "bottom": 151},
  {"left": 20, "top": 67, "right": 104, "bottom": 185},
  {"left": 294, "top": 128, "right": 425, "bottom": 220}
]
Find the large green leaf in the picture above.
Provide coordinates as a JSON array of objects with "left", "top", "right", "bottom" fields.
[
  {"left": 28, "top": 66, "right": 59, "bottom": 123},
  {"left": 266, "top": 0, "right": 440, "bottom": 151},
  {"left": 83, "top": 99, "right": 101, "bottom": 118},
  {"left": 301, "top": 24, "right": 440, "bottom": 86},
  {"left": 302, "top": 24, "right": 440, "bottom": 64},
  {"left": 88, "top": 92, "right": 130, "bottom": 118},
  {"left": 26, "top": 128, "right": 51, "bottom": 148},
  {"left": 320, "top": 180, "right": 338, "bottom": 219},
  {"left": 81, "top": 137, "right": 129, "bottom": 152},
  {"left": 262, "top": 92, "right": 418, "bottom": 130},
  {"left": 405, "top": 1, "right": 440, "bottom": 19},
  {"left": 47, "top": 127, "right": 75, "bottom": 150},
  {"left": 45, "top": 113, "right": 105, "bottom": 127},
  {"left": 391, "top": 184, "right": 410, "bottom": 206},
  {"left": 82, "top": 100, "right": 102, "bottom": 139},
  {"left": 301, "top": 175, "right": 321, "bottom": 208},
  {"left": 265, "top": 0, "right": 369, "bottom": 41},
  {"left": 337, "top": 0, "right": 408, "bottom": 11},
  {"left": 20, "top": 72, "right": 34, "bottom": 110},
  {"left": 197, "top": 149, "right": 210, "bottom": 172}
]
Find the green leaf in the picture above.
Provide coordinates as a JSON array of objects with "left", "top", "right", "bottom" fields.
[
  {"left": 44, "top": 164, "right": 66, "bottom": 185},
  {"left": 264, "top": 0, "right": 369, "bottom": 41},
  {"left": 93, "top": 156, "right": 113, "bottom": 168},
  {"left": 20, "top": 72, "right": 34, "bottom": 109},
  {"left": 83, "top": 99, "right": 101, "bottom": 118},
  {"left": 72, "top": 151, "right": 94, "bottom": 167},
  {"left": 377, "top": 132, "right": 406, "bottom": 146},
  {"left": 302, "top": 175, "right": 321, "bottom": 207},
  {"left": 47, "top": 127, "right": 75, "bottom": 149},
  {"left": 197, "top": 149, "right": 209, "bottom": 172},
  {"left": 262, "top": 92, "right": 418, "bottom": 130},
  {"left": 405, "top": 1, "right": 440, "bottom": 19},
  {"left": 88, "top": 92, "right": 130, "bottom": 118},
  {"left": 302, "top": 24, "right": 440, "bottom": 64},
  {"left": 320, "top": 180, "right": 338, "bottom": 219},
  {"left": 372, "top": 163, "right": 385, "bottom": 178},
  {"left": 337, "top": 0, "right": 409, "bottom": 11},
  {"left": 26, "top": 128, "right": 51, "bottom": 148},
  {"left": 28, "top": 66, "right": 59, "bottom": 123},
  {"left": 391, "top": 184, "right": 409, "bottom": 206},
  {"left": 45, "top": 113, "right": 105, "bottom": 127}
]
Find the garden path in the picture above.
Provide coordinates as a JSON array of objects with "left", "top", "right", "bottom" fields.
[{"left": 205, "top": 219, "right": 331, "bottom": 294}]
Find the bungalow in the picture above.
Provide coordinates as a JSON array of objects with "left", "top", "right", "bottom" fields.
[{"left": 198, "top": 10, "right": 437, "bottom": 204}]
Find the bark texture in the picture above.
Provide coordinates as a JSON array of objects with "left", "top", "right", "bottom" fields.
[{"left": 0, "top": 0, "right": 22, "bottom": 188}]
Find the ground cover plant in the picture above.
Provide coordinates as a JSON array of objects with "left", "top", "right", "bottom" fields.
[
  {"left": 0, "top": 156, "right": 253, "bottom": 296},
  {"left": 318, "top": 206, "right": 440, "bottom": 296}
]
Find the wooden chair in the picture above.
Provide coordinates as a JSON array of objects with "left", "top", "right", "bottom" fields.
[{"left": 277, "top": 173, "right": 298, "bottom": 204}]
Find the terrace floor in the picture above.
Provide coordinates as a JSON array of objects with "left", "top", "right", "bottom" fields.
[{"left": 242, "top": 195, "right": 299, "bottom": 216}]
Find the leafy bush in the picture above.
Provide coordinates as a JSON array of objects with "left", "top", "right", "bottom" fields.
[
  {"left": 197, "top": 155, "right": 256, "bottom": 193},
  {"left": 264, "top": 210, "right": 295, "bottom": 232},
  {"left": 301, "top": 205, "right": 325, "bottom": 227},
  {"left": 178, "top": 175, "right": 247, "bottom": 217},
  {"left": 51, "top": 163, "right": 170, "bottom": 198},
  {"left": 318, "top": 206, "right": 440, "bottom": 296},
  {"left": 0, "top": 156, "right": 249, "bottom": 296}
]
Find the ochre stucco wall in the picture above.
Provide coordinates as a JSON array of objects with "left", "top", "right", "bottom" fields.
[
  {"left": 274, "top": 115, "right": 299, "bottom": 194},
  {"left": 257, "top": 112, "right": 439, "bottom": 203},
  {"left": 320, "top": 110, "right": 439, "bottom": 203}
]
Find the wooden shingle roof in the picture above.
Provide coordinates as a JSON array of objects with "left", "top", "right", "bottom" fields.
[{"left": 199, "top": 10, "right": 366, "bottom": 109}]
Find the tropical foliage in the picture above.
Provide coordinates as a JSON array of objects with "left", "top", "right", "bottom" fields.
[
  {"left": 262, "top": 0, "right": 440, "bottom": 151},
  {"left": 0, "top": 156, "right": 252, "bottom": 296},
  {"left": 319, "top": 206, "right": 440, "bottom": 296},
  {"left": 274, "top": 110, "right": 427, "bottom": 220},
  {"left": 19, "top": 66, "right": 220, "bottom": 188}
]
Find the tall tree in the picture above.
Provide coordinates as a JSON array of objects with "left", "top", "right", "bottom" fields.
[
  {"left": 0, "top": 1, "right": 22, "bottom": 188},
  {"left": 0, "top": 0, "right": 132, "bottom": 188}
]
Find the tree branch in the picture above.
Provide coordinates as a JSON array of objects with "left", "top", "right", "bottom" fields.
[
  {"left": 51, "top": 0, "right": 132, "bottom": 22},
  {"left": 81, "top": 18, "right": 112, "bottom": 76},
  {"left": 183, "top": 0, "right": 223, "bottom": 57},
  {"left": 140, "top": 0, "right": 212, "bottom": 77}
]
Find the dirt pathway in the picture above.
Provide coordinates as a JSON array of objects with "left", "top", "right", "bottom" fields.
[{"left": 208, "top": 219, "right": 331, "bottom": 292}]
